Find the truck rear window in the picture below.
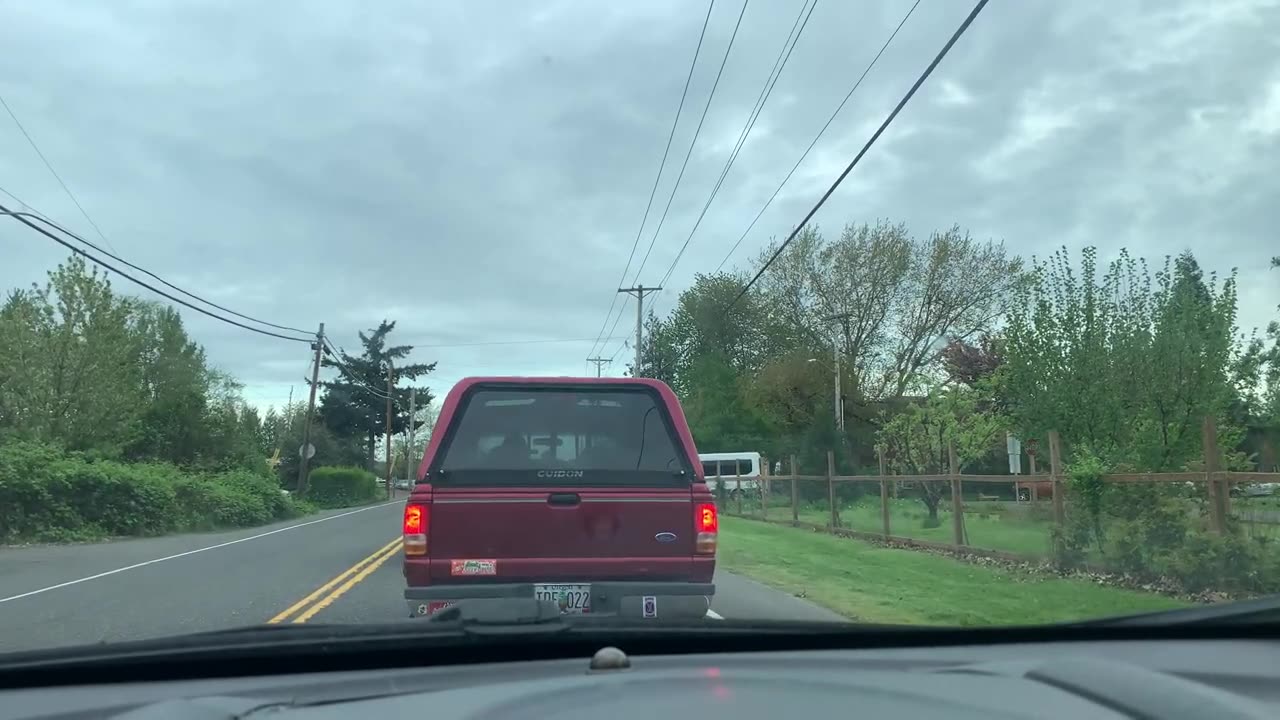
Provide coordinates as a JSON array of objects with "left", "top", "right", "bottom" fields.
[{"left": 434, "top": 386, "right": 690, "bottom": 486}]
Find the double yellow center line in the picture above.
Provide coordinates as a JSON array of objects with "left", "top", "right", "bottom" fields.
[{"left": 269, "top": 536, "right": 402, "bottom": 624}]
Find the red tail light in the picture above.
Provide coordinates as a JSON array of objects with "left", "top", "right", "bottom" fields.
[
  {"left": 695, "top": 502, "right": 717, "bottom": 554},
  {"left": 403, "top": 503, "right": 428, "bottom": 556}
]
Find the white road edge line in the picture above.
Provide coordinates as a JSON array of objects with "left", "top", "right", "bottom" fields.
[
  {"left": 706, "top": 609, "right": 724, "bottom": 620},
  {"left": 0, "top": 500, "right": 402, "bottom": 604}
]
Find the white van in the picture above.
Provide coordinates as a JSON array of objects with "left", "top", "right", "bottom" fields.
[{"left": 699, "top": 452, "right": 762, "bottom": 497}]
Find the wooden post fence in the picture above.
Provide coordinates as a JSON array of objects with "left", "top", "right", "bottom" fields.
[
  {"left": 947, "top": 440, "right": 966, "bottom": 546},
  {"left": 1203, "top": 416, "right": 1227, "bottom": 534},
  {"left": 878, "top": 445, "right": 890, "bottom": 538},
  {"left": 1048, "top": 431, "right": 1065, "bottom": 556},
  {"left": 739, "top": 414, "right": 1268, "bottom": 558},
  {"left": 790, "top": 454, "right": 799, "bottom": 525},
  {"left": 760, "top": 456, "right": 769, "bottom": 519},
  {"left": 827, "top": 450, "right": 838, "bottom": 529}
]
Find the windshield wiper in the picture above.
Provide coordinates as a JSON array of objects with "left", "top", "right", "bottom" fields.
[{"left": 1070, "top": 594, "right": 1280, "bottom": 627}]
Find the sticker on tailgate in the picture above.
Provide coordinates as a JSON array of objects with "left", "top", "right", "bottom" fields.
[{"left": 451, "top": 559, "right": 498, "bottom": 576}]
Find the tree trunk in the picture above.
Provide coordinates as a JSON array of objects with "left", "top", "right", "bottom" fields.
[
  {"left": 366, "top": 431, "right": 376, "bottom": 472},
  {"left": 921, "top": 482, "right": 943, "bottom": 528}
]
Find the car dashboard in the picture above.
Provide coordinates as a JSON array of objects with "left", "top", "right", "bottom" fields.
[{"left": 0, "top": 636, "right": 1277, "bottom": 720}]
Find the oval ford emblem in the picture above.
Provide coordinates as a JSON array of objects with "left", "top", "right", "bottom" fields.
[{"left": 654, "top": 532, "right": 678, "bottom": 543}]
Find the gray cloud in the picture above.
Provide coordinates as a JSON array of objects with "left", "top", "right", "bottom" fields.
[{"left": 2, "top": 0, "right": 1277, "bottom": 408}]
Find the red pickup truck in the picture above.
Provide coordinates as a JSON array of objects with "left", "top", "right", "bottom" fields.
[{"left": 402, "top": 376, "right": 717, "bottom": 621}]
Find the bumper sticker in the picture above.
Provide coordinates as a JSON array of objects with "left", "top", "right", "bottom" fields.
[
  {"left": 642, "top": 595, "right": 658, "bottom": 619},
  {"left": 450, "top": 559, "right": 497, "bottom": 576}
]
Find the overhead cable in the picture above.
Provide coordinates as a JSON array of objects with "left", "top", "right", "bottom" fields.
[
  {"left": 731, "top": 0, "right": 988, "bottom": 306},
  {"left": 715, "top": 0, "right": 923, "bottom": 273},
  {"left": 1, "top": 202, "right": 314, "bottom": 343},
  {"left": 587, "top": 0, "right": 718, "bottom": 359}
]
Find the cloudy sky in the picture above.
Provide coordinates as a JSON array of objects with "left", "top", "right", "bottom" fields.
[{"left": 2, "top": 0, "right": 1278, "bottom": 411}]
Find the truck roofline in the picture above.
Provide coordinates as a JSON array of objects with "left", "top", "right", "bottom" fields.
[
  {"left": 413, "top": 376, "right": 702, "bottom": 484},
  {"left": 448, "top": 376, "right": 675, "bottom": 387}
]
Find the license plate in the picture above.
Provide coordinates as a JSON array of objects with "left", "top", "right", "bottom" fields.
[
  {"left": 416, "top": 600, "right": 456, "bottom": 617},
  {"left": 534, "top": 584, "right": 591, "bottom": 614}
]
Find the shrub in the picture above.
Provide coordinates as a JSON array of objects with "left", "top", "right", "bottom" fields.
[
  {"left": 208, "top": 469, "right": 295, "bottom": 519},
  {"left": 1051, "top": 511, "right": 1094, "bottom": 568},
  {"left": 0, "top": 442, "right": 80, "bottom": 539},
  {"left": 58, "top": 460, "right": 183, "bottom": 537},
  {"left": 1046, "top": 449, "right": 1280, "bottom": 594},
  {"left": 174, "top": 476, "right": 247, "bottom": 531},
  {"left": 306, "top": 466, "right": 380, "bottom": 508},
  {"left": 0, "top": 440, "right": 313, "bottom": 543}
]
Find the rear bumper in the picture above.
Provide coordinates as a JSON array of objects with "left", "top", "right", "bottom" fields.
[{"left": 405, "top": 581, "right": 714, "bottom": 620}]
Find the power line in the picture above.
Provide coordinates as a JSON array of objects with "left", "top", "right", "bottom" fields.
[
  {"left": 598, "top": 288, "right": 635, "bottom": 363},
  {"left": 587, "top": 0, "right": 718, "bottom": 361},
  {"left": 0, "top": 185, "right": 313, "bottom": 336},
  {"left": 601, "top": 0, "right": 751, "bottom": 361},
  {"left": 715, "top": 0, "right": 923, "bottom": 274},
  {"left": 731, "top": 0, "right": 987, "bottom": 306},
  {"left": 0, "top": 184, "right": 44, "bottom": 216},
  {"left": 320, "top": 339, "right": 397, "bottom": 403},
  {"left": 0, "top": 93, "right": 118, "bottom": 254},
  {"left": 405, "top": 336, "right": 625, "bottom": 349},
  {"left": 0, "top": 202, "right": 315, "bottom": 343},
  {"left": 628, "top": 0, "right": 750, "bottom": 285},
  {"left": 654, "top": 0, "right": 819, "bottom": 298},
  {"left": 607, "top": 337, "right": 632, "bottom": 364}
]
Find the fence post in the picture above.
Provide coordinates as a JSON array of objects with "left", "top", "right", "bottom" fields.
[
  {"left": 1202, "top": 416, "right": 1226, "bottom": 534},
  {"left": 1028, "top": 453, "right": 1039, "bottom": 502},
  {"left": 735, "top": 476, "right": 742, "bottom": 516},
  {"left": 790, "top": 454, "right": 799, "bottom": 525},
  {"left": 827, "top": 450, "right": 838, "bottom": 529},
  {"left": 1049, "top": 431, "right": 1066, "bottom": 552},
  {"left": 948, "top": 440, "right": 966, "bottom": 546},
  {"left": 878, "top": 445, "right": 890, "bottom": 538},
  {"left": 760, "top": 456, "right": 769, "bottom": 519}
]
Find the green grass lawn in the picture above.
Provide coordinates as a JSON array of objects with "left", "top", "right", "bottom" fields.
[
  {"left": 791, "top": 500, "right": 1057, "bottom": 557},
  {"left": 716, "top": 516, "right": 1189, "bottom": 626}
]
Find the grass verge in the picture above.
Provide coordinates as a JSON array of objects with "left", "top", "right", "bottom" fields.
[{"left": 717, "top": 516, "right": 1189, "bottom": 626}]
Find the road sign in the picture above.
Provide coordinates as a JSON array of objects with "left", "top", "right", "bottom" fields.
[{"left": 298, "top": 443, "right": 316, "bottom": 460}]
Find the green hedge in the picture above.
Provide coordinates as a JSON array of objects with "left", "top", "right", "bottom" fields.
[
  {"left": 0, "top": 441, "right": 310, "bottom": 543},
  {"left": 306, "top": 466, "right": 380, "bottom": 509}
]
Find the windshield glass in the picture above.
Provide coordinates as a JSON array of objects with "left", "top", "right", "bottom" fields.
[
  {"left": 436, "top": 386, "right": 688, "bottom": 480},
  {"left": 2, "top": 0, "right": 1278, "bottom": 655}
]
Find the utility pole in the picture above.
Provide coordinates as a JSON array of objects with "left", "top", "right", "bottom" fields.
[
  {"left": 586, "top": 357, "right": 609, "bottom": 377},
  {"left": 823, "top": 313, "right": 851, "bottom": 432},
  {"left": 834, "top": 343, "right": 843, "bottom": 431},
  {"left": 618, "top": 285, "right": 660, "bottom": 377},
  {"left": 385, "top": 359, "right": 395, "bottom": 500},
  {"left": 296, "top": 323, "right": 324, "bottom": 496},
  {"left": 406, "top": 387, "right": 416, "bottom": 488}
]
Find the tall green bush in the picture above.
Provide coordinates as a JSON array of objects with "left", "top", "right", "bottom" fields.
[
  {"left": 306, "top": 466, "right": 380, "bottom": 508},
  {"left": 0, "top": 441, "right": 307, "bottom": 543}
]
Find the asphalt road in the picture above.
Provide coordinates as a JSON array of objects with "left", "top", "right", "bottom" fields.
[{"left": 0, "top": 499, "right": 843, "bottom": 654}]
